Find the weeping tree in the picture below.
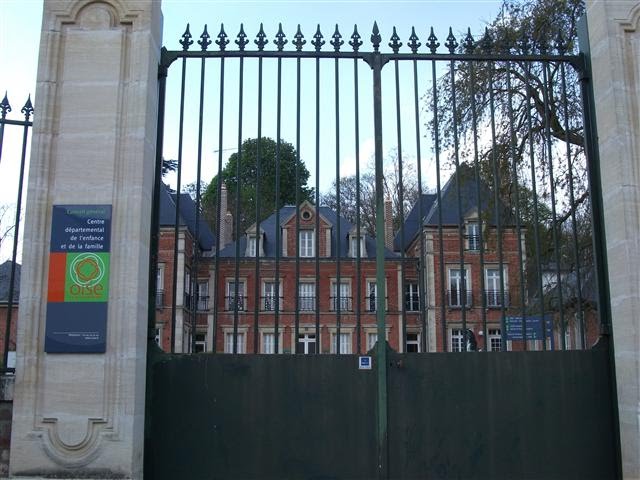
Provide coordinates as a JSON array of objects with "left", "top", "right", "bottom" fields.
[{"left": 427, "top": 0, "right": 592, "bottom": 305}]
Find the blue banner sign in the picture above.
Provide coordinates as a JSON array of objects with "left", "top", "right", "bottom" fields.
[{"left": 505, "top": 315, "right": 554, "bottom": 342}]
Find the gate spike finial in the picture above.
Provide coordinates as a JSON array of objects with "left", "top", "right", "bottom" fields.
[
  {"left": 371, "top": 21, "right": 381, "bottom": 52},
  {"left": 292, "top": 24, "right": 306, "bottom": 51},
  {"left": 462, "top": 27, "right": 475, "bottom": 53},
  {"left": 274, "top": 23, "right": 288, "bottom": 51},
  {"left": 21, "top": 95, "right": 33, "bottom": 119},
  {"left": 216, "top": 24, "right": 230, "bottom": 51},
  {"left": 349, "top": 25, "right": 363, "bottom": 52},
  {"left": 179, "top": 24, "right": 193, "bottom": 51},
  {"left": 236, "top": 23, "right": 249, "bottom": 51},
  {"left": 0, "top": 92, "right": 11, "bottom": 118},
  {"left": 480, "top": 27, "right": 493, "bottom": 53},
  {"left": 311, "top": 25, "right": 325, "bottom": 52},
  {"left": 330, "top": 24, "right": 343, "bottom": 52},
  {"left": 407, "top": 27, "right": 421, "bottom": 54},
  {"left": 198, "top": 24, "right": 212, "bottom": 51},
  {"left": 388, "top": 26, "right": 402, "bottom": 54},
  {"left": 426, "top": 27, "right": 439, "bottom": 53},
  {"left": 255, "top": 23, "right": 268, "bottom": 51},
  {"left": 445, "top": 27, "right": 458, "bottom": 53}
]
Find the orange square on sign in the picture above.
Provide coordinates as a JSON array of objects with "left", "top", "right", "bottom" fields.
[{"left": 47, "top": 252, "right": 66, "bottom": 302}]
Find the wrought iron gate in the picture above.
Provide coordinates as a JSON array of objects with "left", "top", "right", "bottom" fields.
[{"left": 145, "top": 18, "right": 621, "bottom": 479}]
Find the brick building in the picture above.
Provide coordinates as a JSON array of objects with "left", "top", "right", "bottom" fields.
[
  {"left": 399, "top": 165, "right": 525, "bottom": 352},
  {"left": 155, "top": 184, "right": 215, "bottom": 353},
  {"left": 215, "top": 200, "right": 421, "bottom": 354},
  {"left": 0, "top": 261, "right": 19, "bottom": 368}
]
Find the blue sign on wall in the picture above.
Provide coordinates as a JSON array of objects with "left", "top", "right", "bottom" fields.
[
  {"left": 505, "top": 315, "right": 554, "bottom": 345},
  {"left": 45, "top": 205, "right": 112, "bottom": 353}
]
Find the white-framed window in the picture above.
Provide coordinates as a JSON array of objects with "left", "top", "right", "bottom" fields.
[
  {"left": 195, "top": 332, "right": 207, "bottom": 353},
  {"left": 448, "top": 268, "right": 471, "bottom": 308},
  {"left": 485, "top": 267, "right": 508, "bottom": 307},
  {"left": 330, "top": 281, "right": 352, "bottom": 311},
  {"left": 247, "top": 236, "right": 257, "bottom": 257},
  {"left": 488, "top": 328, "right": 502, "bottom": 352},
  {"left": 366, "top": 281, "right": 378, "bottom": 311},
  {"left": 331, "top": 332, "right": 352, "bottom": 354},
  {"left": 299, "top": 230, "right": 315, "bottom": 257},
  {"left": 224, "top": 331, "right": 246, "bottom": 353},
  {"left": 466, "top": 222, "right": 480, "bottom": 251},
  {"left": 406, "top": 332, "right": 421, "bottom": 353},
  {"left": 197, "top": 280, "right": 209, "bottom": 310},
  {"left": 156, "top": 263, "right": 165, "bottom": 291},
  {"left": 263, "top": 281, "right": 281, "bottom": 311},
  {"left": 297, "top": 333, "right": 316, "bottom": 354},
  {"left": 154, "top": 326, "right": 162, "bottom": 347},
  {"left": 298, "top": 282, "right": 315, "bottom": 311},
  {"left": 367, "top": 332, "right": 378, "bottom": 351},
  {"left": 405, "top": 282, "right": 420, "bottom": 311},
  {"left": 226, "top": 280, "right": 246, "bottom": 311},
  {"left": 450, "top": 328, "right": 464, "bottom": 352},
  {"left": 261, "top": 331, "right": 282, "bottom": 354},
  {"left": 349, "top": 235, "right": 366, "bottom": 258},
  {"left": 184, "top": 268, "right": 193, "bottom": 310}
]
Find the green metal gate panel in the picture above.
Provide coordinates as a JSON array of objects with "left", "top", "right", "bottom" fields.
[{"left": 147, "top": 342, "right": 616, "bottom": 479}]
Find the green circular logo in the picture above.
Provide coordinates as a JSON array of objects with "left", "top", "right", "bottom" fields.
[{"left": 69, "top": 253, "right": 105, "bottom": 288}]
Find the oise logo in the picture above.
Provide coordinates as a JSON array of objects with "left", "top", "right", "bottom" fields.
[{"left": 65, "top": 252, "right": 109, "bottom": 302}]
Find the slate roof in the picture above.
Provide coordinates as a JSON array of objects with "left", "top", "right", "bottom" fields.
[
  {"left": 159, "top": 184, "right": 215, "bottom": 251},
  {"left": 396, "top": 164, "right": 513, "bottom": 251},
  {"left": 0, "top": 261, "right": 20, "bottom": 303},
  {"left": 218, "top": 205, "right": 398, "bottom": 259}
]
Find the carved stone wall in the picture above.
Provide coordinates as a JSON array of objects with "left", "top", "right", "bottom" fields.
[
  {"left": 586, "top": 1, "right": 640, "bottom": 478},
  {"left": 9, "top": 1, "right": 161, "bottom": 477}
]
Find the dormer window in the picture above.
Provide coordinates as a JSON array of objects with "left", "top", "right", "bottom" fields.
[
  {"left": 247, "top": 236, "right": 257, "bottom": 257},
  {"left": 299, "top": 230, "right": 315, "bottom": 257},
  {"left": 245, "top": 231, "right": 264, "bottom": 257},
  {"left": 349, "top": 235, "right": 367, "bottom": 258},
  {"left": 466, "top": 222, "right": 480, "bottom": 251},
  {"left": 301, "top": 210, "right": 312, "bottom": 221}
]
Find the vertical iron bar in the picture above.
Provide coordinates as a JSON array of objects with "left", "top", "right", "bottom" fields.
[
  {"left": 468, "top": 60, "right": 488, "bottom": 351},
  {"left": 193, "top": 55, "right": 207, "bottom": 354},
  {"left": 147, "top": 62, "right": 167, "bottom": 349},
  {"left": 560, "top": 60, "right": 585, "bottom": 349},
  {"left": 253, "top": 57, "right": 264, "bottom": 354},
  {"left": 274, "top": 56, "right": 282, "bottom": 354},
  {"left": 431, "top": 59, "right": 447, "bottom": 352},
  {"left": 314, "top": 56, "right": 321, "bottom": 353},
  {"left": 412, "top": 59, "right": 428, "bottom": 353},
  {"left": 486, "top": 59, "right": 507, "bottom": 350},
  {"left": 294, "top": 54, "right": 302, "bottom": 352},
  {"left": 541, "top": 61, "right": 565, "bottom": 349},
  {"left": 335, "top": 56, "right": 342, "bottom": 354},
  {"left": 233, "top": 56, "right": 245, "bottom": 353},
  {"left": 354, "top": 57, "right": 362, "bottom": 354},
  {"left": 505, "top": 61, "right": 527, "bottom": 351},
  {"left": 0, "top": 96, "right": 8, "bottom": 165},
  {"left": 578, "top": 20, "right": 622, "bottom": 475},
  {"left": 212, "top": 56, "right": 226, "bottom": 354},
  {"left": 170, "top": 57, "right": 188, "bottom": 353},
  {"left": 3, "top": 107, "right": 31, "bottom": 370},
  {"left": 524, "top": 61, "right": 546, "bottom": 350},
  {"left": 449, "top": 58, "right": 467, "bottom": 345},
  {"left": 371, "top": 51, "right": 388, "bottom": 480},
  {"left": 394, "top": 58, "right": 407, "bottom": 353}
]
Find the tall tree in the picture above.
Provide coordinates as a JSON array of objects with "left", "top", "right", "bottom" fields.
[
  {"left": 203, "top": 137, "right": 313, "bottom": 236},
  {"left": 321, "top": 152, "right": 422, "bottom": 238}
]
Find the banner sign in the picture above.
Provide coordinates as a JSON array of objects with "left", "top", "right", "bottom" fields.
[
  {"left": 45, "top": 205, "right": 112, "bottom": 353},
  {"left": 505, "top": 315, "right": 554, "bottom": 344}
]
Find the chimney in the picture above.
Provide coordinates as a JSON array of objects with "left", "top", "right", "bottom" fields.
[
  {"left": 224, "top": 211, "right": 233, "bottom": 247},
  {"left": 384, "top": 198, "right": 394, "bottom": 251}
]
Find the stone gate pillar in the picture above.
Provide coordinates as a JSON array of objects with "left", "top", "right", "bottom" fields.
[
  {"left": 10, "top": 0, "right": 161, "bottom": 478},
  {"left": 586, "top": 1, "right": 640, "bottom": 478}
]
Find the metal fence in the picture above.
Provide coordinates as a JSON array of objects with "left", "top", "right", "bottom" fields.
[
  {"left": 0, "top": 93, "right": 33, "bottom": 373},
  {"left": 149, "top": 20, "right": 609, "bottom": 357}
]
